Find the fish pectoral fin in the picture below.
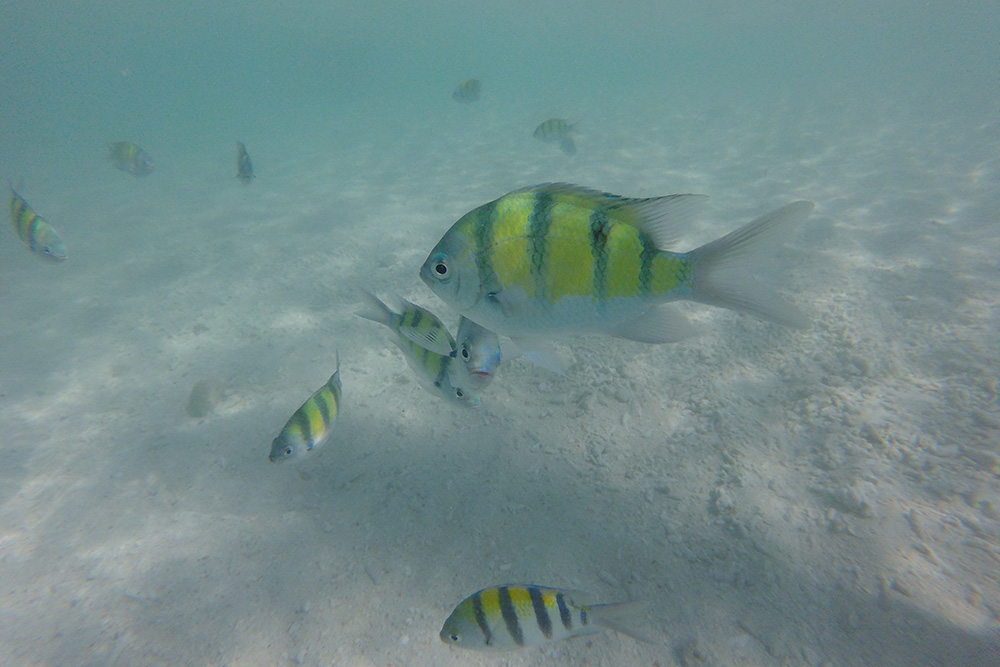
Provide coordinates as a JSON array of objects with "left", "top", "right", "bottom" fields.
[
  {"left": 398, "top": 327, "right": 455, "bottom": 356},
  {"left": 613, "top": 305, "right": 698, "bottom": 344}
]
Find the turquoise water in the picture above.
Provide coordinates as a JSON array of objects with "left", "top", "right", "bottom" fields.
[{"left": 2, "top": 2, "right": 998, "bottom": 665}]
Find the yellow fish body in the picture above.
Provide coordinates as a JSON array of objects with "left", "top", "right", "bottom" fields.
[
  {"left": 420, "top": 184, "right": 813, "bottom": 346},
  {"left": 269, "top": 354, "right": 341, "bottom": 462},
  {"left": 440, "top": 584, "right": 648, "bottom": 651},
  {"left": 8, "top": 184, "right": 67, "bottom": 261}
]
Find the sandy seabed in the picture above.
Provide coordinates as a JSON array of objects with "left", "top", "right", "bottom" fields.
[{"left": 1, "top": 96, "right": 999, "bottom": 666}]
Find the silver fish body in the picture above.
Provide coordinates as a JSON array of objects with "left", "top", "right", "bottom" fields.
[
  {"left": 456, "top": 316, "right": 501, "bottom": 390},
  {"left": 356, "top": 291, "right": 479, "bottom": 407}
]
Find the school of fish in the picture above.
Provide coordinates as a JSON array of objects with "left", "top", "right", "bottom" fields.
[{"left": 4, "top": 78, "right": 816, "bottom": 653}]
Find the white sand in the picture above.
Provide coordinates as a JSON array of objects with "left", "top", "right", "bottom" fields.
[{"left": 2, "top": 90, "right": 999, "bottom": 667}]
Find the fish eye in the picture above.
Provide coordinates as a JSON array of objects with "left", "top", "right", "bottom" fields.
[
  {"left": 284, "top": 446, "right": 293, "bottom": 456},
  {"left": 431, "top": 256, "right": 449, "bottom": 279},
  {"left": 461, "top": 346, "right": 470, "bottom": 361},
  {"left": 448, "top": 632, "right": 461, "bottom": 643},
  {"left": 455, "top": 389, "right": 464, "bottom": 398}
]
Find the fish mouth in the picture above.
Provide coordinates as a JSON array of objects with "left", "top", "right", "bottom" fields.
[{"left": 472, "top": 370, "right": 492, "bottom": 379}]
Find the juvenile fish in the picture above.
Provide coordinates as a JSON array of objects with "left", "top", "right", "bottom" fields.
[
  {"left": 533, "top": 118, "right": 576, "bottom": 155},
  {"left": 440, "top": 584, "right": 649, "bottom": 651},
  {"left": 236, "top": 141, "right": 255, "bottom": 184},
  {"left": 456, "top": 316, "right": 501, "bottom": 390},
  {"left": 108, "top": 141, "right": 155, "bottom": 176},
  {"left": 8, "top": 184, "right": 67, "bottom": 262},
  {"left": 356, "top": 291, "right": 479, "bottom": 407},
  {"left": 421, "top": 184, "right": 813, "bottom": 352},
  {"left": 269, "top": 354, "right": 341, "bottom": 462},
  {"left": 453, "top": 78, "right": 481, "bottom": 103}
]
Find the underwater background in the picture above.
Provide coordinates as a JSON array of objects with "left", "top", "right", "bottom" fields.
[{"left": 1, "top": 1, "right": 999, "bottom": 665}]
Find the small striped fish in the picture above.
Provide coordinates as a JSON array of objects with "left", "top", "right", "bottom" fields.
[
  {"left": 356, "top": 291, "right": 480, "bottom": 407},
  {"left": 533, "top": 118, "right": 577, "bottom": 155},
  {"left": 456, "top": 316, "right": 501, "bottom": 390},
  {"left": 269, "top": 353, "right": 341, "bottom": 462},
  {"left": 440, "top": 584, "right": 648, "bottom": 651},
  {"left": 8, "top": 184, "right": 67, "bottom": 262},
  {"left": 108, "top": 141, "right": 155, "bottom": 176},
  {"left": 236, "top": 141, "right": 255, "bottom": 184},
  {"left": 420, "top": 184, "right": 813, "bottom": 351}
]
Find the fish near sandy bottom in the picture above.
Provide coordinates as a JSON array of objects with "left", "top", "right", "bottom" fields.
[
  {"left": 236, "top": 141, "right": 254, "bottom": 184},
  {"left": 420, "top": 183, "right": 814, "bottom": 351},
  {"left": 8, "top": 184, "right": 67, "bottom": 261},
  {"left": 453, "top": 78, "right": 481, "bottom": 103},
  {"left": 440, "top": 584, "right": 649, "bottom": 651},
  {"left": 355, "top": 291, "right": 480, "bottom": 408},
  {"left": 269, "top": 353, "right": 341, "bottom": 462},
  {"left": 108, "top": 141, "right": 155, "bottom": 176},
  {"left": 533, "top": 118, "right": 577, "bottom": 155},
  {"left": 456, "top": 316, "right": 501, "bottom": 390}
]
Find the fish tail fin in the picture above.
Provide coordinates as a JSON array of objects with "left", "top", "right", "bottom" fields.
[
  {"left": 589, "top": 599, "right": 656, "bottom": 644},
  {"left": 686, "top": 201, "right": 814, "bottom": 328},
  {"left": 354, "top": 289, "right": 395, "bottom": 327}
]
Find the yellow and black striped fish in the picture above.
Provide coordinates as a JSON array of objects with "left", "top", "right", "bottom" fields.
[
  {"left": 533, "top": 118, "right": 576, "bottom": 155},
  {"left": 420, "top": 184, "right": 813, "bottom": 352},
  {"left": 356, "top": 291, "right": 480, "bottom": 407},
  {"left": 236, "top": 141, "right": 255, "bottom": 184},
  {"left": 269, "top": 353, "right": 341, "bottom": 462},
  {"left": 440, "top": 584, "right": 648, "bottom": 651},
  {"left": 452, "top": 78, "right": 481, "bottom": 103},
  {"left": 8, "top": 184, "right": 67, "bottom": 262},
  {"left": 108, "top": 141, "right": 155, "bottom": 176}
]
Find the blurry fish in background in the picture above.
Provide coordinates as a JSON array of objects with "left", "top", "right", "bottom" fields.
[
  {"left": 452, "top": 78, "right": 481, "bottom": 103},
  {"left": 108, "top": 141, "right": 156, "bottom": 176},
  {"left": 356, "top": 291, "right": 480, "bottom": 407},
  {"left": 236, "top": 141, "right": 255, "bottom": 184},
  {"left": 440, "top": 584, "right": 650, "bottom": 651},
  {"left": 456, "top": 316, "right": 501, "bottom": 390},
  {"left": 533, "top": 118, "right": 577, "bottom": 155},
  {"left": 8, "top": 183, "right": 67, "bottom": 262},
  {"left": 421, "top": 184, "right": 814, "bottom": 363},
  {"left": 269, "top": 353, "right": 342, "bottom": 463}
]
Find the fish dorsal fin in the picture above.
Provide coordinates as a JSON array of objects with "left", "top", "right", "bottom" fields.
[{"left": 511, "top": 183, "right": 707, "bottom": 250}]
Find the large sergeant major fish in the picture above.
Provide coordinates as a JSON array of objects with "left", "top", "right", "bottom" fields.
[
  {"left": 108, "top": 141, "right": 155, "bottom": 176},
  {"left": 420, "top": 184, "right": 814, "bottom": 353},
  {"left": 440, "top": 584, "right": 649, "bottom": 651},
  {"left": 269, "top": 353, "right": 342, "bottom": 462},
  {"left": 236, "top": 141, "right": 254, "bottom": 184},
  {"left": 8, "top": 183, "right": 67, "bottom": 262}
]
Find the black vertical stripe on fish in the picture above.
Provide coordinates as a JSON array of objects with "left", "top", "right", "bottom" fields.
[
  {"left": 472, "top": 590, "right": 493, "bottom": 646},
  {"left": 529, "top": 191, "right": 554, "bottom": 302},
  {"left": 580, "top": 606, "right": 589, "bottom": 626},
  {"left": 292, "top": 410, "right": 314, "bottom": 449},
  {"left": 556, "top": 592, "right": 573, "bottom": 631},
  {"left": 529, "top": 587, "right": 553, "bottom": 639},
  {"left": 407, "top": 306, "right": 423, "bottom": 331},
  {"left": 589, "top": 209, "right": 611, "bottom": 303},
  {"left": 314, "top": 387, "right": 332, "bottom": 426},
  {"left": 497, "top": 586, "right": 525, "bottom": 646},
  {"left": 638, "top": 232, "right": 658, "bottom": 295},
  {"left": 474, "top": 199, "right": 498, "bottom": 296}
]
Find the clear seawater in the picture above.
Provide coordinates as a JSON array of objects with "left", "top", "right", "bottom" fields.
[{"left": 1, "top": 2, "right": 998, "bottom": 665}]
